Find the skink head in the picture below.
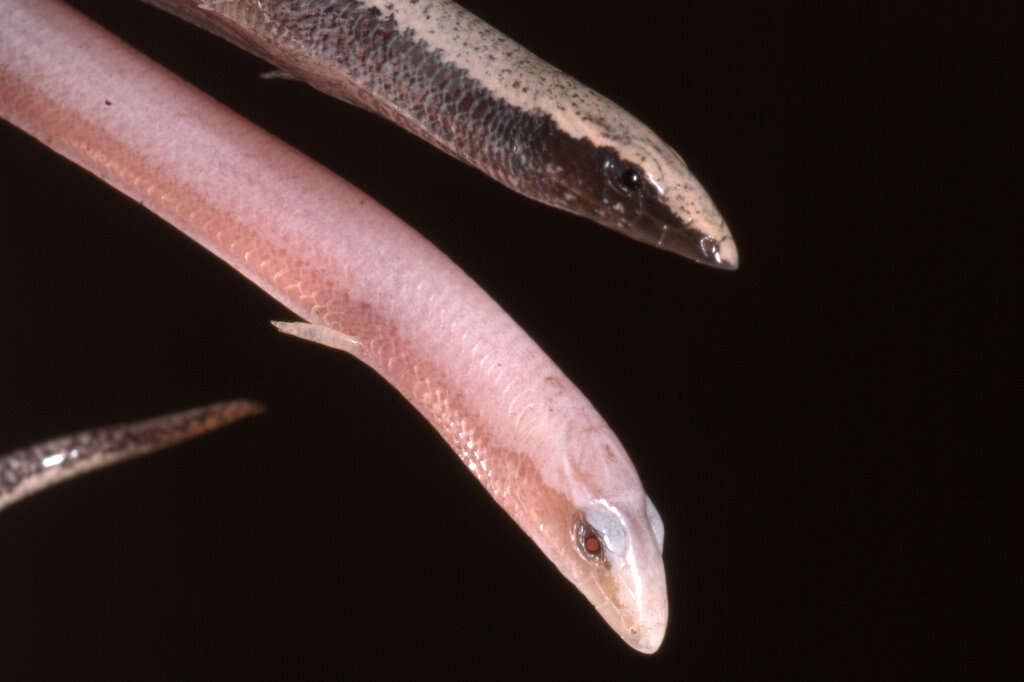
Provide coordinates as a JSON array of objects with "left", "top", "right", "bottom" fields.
[
  {"left": 566, "top": 494, "right": 669, "bottom": 653},
  {"left": 597, "top": 146, "right": 739, "bottom": 270},
  {"left": 524, "top": 83, "right": 737, "bottom": 269},
  {"left": 525, "top": 422, "right": 668, "bottom": 653},
  {"left": 540, "top": 126, "right": 738, "bottom": 269}
]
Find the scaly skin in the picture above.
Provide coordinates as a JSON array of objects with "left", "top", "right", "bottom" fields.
[
  {"left": 1, "top": 0, "right": 671, "bottom": 652},
  {"left": 0, "top": 401, "right": 263, "bottom": 512},
  {"left": 143, "top": 0, "right": 738, "bottom": 268}
]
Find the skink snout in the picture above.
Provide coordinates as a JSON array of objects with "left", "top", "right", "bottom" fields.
[{"left": 643, "top": 220, "right": 739, "bottom": 270}]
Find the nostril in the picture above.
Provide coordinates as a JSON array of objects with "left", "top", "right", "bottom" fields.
[{"left": 699, "top": 234, "right": 719, "bottom": 261}]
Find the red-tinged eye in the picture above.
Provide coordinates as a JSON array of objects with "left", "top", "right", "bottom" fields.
[{"left": 575, "top": 519, "right": 604, "bottom": 562}]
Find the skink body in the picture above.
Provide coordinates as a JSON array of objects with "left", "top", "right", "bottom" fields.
[
  {"left": 1, "top": 0, "right": 671, "bottom": 652},
  {"left": 0, "top": 402, "right": 263, "bottom": 512},
  {"left": 143, "top": 0, "right": 737, "bottom": 268}
]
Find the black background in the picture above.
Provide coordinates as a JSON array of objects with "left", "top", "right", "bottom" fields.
[{"left": 1, "top": 1, "right": 1011, "bottom": 679}]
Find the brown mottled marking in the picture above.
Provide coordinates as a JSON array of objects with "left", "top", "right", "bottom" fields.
[{"left": 143, "top": 0, "right": 738, "bottom": 267}]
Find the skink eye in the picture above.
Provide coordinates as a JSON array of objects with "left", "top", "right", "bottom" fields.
[
  {"left": 618, "top": 167, "right": 642, "bottom": 192},
  {"left": 575, "top": 519, "right": 604, "bottom": 561},
  {"left": 603, "top": 157, "right": 644, "bottom": 195}
]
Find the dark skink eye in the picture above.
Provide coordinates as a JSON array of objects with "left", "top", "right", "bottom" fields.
[
  {"left": 603, "top": 156, "right": 644, "bottom": 194},
  {"left": 618, "top": 167, "right": 642, "bottom": 192}
]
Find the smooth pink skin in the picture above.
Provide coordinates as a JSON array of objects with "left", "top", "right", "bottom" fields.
[{"left": 0, "top": 0, "right": 667, "bottom": 651}]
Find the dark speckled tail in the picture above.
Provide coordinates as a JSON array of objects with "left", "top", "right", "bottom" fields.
[{"left": 0, "top": 400, "right": 263, "bottom": 512}]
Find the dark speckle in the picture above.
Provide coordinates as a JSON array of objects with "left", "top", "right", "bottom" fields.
[{"left": 104, "top": 99, "right": 112, "bottom": 106}]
